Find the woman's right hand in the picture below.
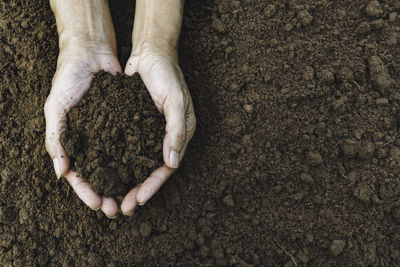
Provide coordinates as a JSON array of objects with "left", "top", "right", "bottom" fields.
[
  {"left": 47, "top": 0, "right": 122, "bottom": 218},
  {"left": 44, "top": 49, "right": 122, "bottom": 218}
]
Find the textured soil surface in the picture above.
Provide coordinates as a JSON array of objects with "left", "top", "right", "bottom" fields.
[
  {"left": 1, "top": 0, "right": 400, "bottom": 266},
  {"left": 60, "top": 71, "right": 164, "bottom": 197}
]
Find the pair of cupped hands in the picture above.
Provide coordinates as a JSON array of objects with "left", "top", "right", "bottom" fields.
[{"left": 44, "top": 43, "right": 196, "bottom": 218}]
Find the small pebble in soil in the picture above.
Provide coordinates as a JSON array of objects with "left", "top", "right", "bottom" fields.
[
  {"left": 337, "top": 67, "right": 354, "bottom": 83},
  {"left": 297, "top": 10, "right": 313, "bottom": 26},
  {"left": 358, "top": 142, "right": 375, "bottom": 159},
  {"left": 293, "top": 193, "right": 304, "bottom": 201},
  {"left": 318, "top": 69, "right": 335, "bottom": 84},
  {"left": 285, "top": 23, "right": 294, "bottom": 31},
  {"left": 364, "top": 244, "right": 377, "bottom": 264},
  {"left": 264, "top": 4, "right": 277, "bottom": 18},
  {"left": 284, "top": 261, "right": 296, "bottom": 267},
  {"left": 0, "top": 206, "right": 6, "bottom": 222},
  {"left": 389, "top": 12, "right": 398, "bottom": 22},
  {"left": 306, "top": 151, "right": 323, "bottom": 165},
  {"left": 0, "top": 206, "right": 16, "bottom": 224},
  {"left": 223, "top": 195, "right": 235, "bottom": 207},
  {"left": 366, "top": 1, "right": 383, "bottom": 17},
  {"left": 347, "top": 171, "right": 359, "bottom": 184},
  {"left": 341, "top": 138, "right": 358, "bottom": 158},
  {"left": 139, "top": 222, "right": 152, "bottom": 237},
  {"left": 212, "top": 18, "right": 227, "bottom": 33},
  {"left": 21, "top": 20, "right": 29, "bottom": 29},
  {"left": 0, "top": 168, "right": 12, "bottom": 183},
  {"left": 297, "top": 249, "right": 309, "bottom": 263},
  {"left": 196, "top": 234, "right": 205, "bottom": 246},
  {"left": 354, "top": 128, "right": 364, "bottom": 139},
  {"left": 391, "top": 206, "right": 400, "bottom": 223},
  {"left": 264, "top": 72, "right": 272, "bottom": 82},
  {"left": 225, "top": 46, "right": 233, "bottom": 55},
  {"left": 303, "top": 66, "right": 314, "bottom": 81},
  {"left": 375, "top": 98, "right": 389, "bottom": 106},
  {"left": 330, "top": 240, "right": 346, "bottom": 256},
  {"left": 243, "top": 104, "right": 253, "bottom": 113},
  {"left": 370, "top": 19, "right": 384, "bottom": 30},
  {"left": 332, "top": 96, "right": 348, "bottom": 113},
  {"left": 368, "top": 55, "right": 393, "bottom": 93},
  {"left": 87, "top": 252, "right": 103, "bottom": 266},
  {"left": 356, "top": 22, "right": 371, "bottom": 35},
  {"left": 300, "top": 173, "right": 314, "bottom": 183},
  {"left": 354, "top": 182, "right": 374, "bottom": 202}
]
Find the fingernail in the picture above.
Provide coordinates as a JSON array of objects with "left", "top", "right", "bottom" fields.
[
  {"left": 137, "top": 202, "right": 145, "bottom": 206},
  {"left": 169, "top": 150, "right": 180, "bottom": 168},
  {"left": 90, "top": 207, "right": 100, "bottom": 211},
  {"left": 53, "top": 158, "right": 61, "bottom": 179},
  {"left": 123, "top": 212, "right": 134, "bottom": 216},
  {"left": 106, "top": 215, "right": 118, "bottom": 219}
]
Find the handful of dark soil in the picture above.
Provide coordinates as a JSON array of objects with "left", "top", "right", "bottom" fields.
[{"left": 60, "top": 71, "right": 165, "bottom": 197}]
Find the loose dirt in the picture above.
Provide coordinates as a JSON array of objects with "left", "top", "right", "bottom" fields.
[
  {"left": 60, "top": 71, "right": 164, "bottom": 197},
  {"left": 1, "top": 0, "right": 400, "bottom": 266}
]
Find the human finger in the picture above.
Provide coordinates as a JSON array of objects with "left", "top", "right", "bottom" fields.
[
  {"left": 44, "top": 97, "right": 70, "bottom": 178},
  {"left": 185, "top": 97, "right": 196, "bottom": 142},
  {"left": 64, "top": 170, "right": 102, "bottom": 210},
  {"left": 100, "top": 197, "right": 118, "bottom": 219},
  {"left": 136, "top": 166, "right": 175, "bottom": 205},
  {"left": 121, "top": 186, "right": 140, "bottom": 216},
  {"left": 163, "top": 95, "right": 187, "bottom": 169}
]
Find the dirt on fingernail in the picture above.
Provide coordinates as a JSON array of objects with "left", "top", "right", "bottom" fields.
[{"left": 60, "top": 71, "right": 164, "bottom": 197}]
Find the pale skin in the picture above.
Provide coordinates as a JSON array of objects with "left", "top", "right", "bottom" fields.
[{"left": 45, "top": 0, "right": 196, "bottom": 218}]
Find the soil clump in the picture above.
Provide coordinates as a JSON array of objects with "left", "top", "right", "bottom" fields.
[{"left": 60, "top": 71, "right": 164, "bottom": 196}]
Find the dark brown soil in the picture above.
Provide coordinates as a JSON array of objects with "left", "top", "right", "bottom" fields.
[
  {"left": 60, "top": 71, "right": 164, "bottom": 197},
  {"left": 1, "top": 0, "right": 400, "bottom": 266}
]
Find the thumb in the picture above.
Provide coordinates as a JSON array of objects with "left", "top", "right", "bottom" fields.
[
  {"left": 163, "top": 98, "right": 186, "bottom": 169},
  {"left": 44, "top": 97, "right": 70, "bottom": 179}
]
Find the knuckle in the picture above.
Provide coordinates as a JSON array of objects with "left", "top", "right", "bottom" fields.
[
  {"left": 43, "top": 98, "right": 52, "bottom": 115},
  {"left": 166, "top": 94, "right": 185, "bottom": 111},
  {"left": 45, "top": 134, "right": 55, "bottom": 146},
  {"left": 44, "top": 95, "right": 64, "bottom": 116},
  {"left": 173, "top": 132, "right": 186, "bottom": 146},
  {"left": 177, "top": 92, "right": 186, "bottom": 106},
  {"left": 44, "top": 140, "right": 54, "bottom": 157},
  {"left": 186, "top": 115, "right": 197, "bottom": 139},
  {"left": 187, "top": 126, "right": 196, "bottom": 140},
  {"left": 45, "top": 132, "right": 61, "bottom": 156},
  {"left": 44, "top": 140, "right": 51, "bottom": 153}
]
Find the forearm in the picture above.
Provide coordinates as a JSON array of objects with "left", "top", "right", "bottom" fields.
[
  {"left": 131, "top": 0, "right": 185, "bottom": 59},
  {"left": 50, "top": 0, "right": 117, "bottom": 54}
]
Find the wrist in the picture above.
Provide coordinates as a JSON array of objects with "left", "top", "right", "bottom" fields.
[
  {"left": 131, "top": 0, "right": 184, "bottom": 62},
  {"left": 131, "top": 38, "right": 178, "bottom": 63},
  {"left": 58, "top": 34, "right": 116, "bottom": 57},
  {"left": 51, "top": 0, "right": 117, "bottom": 56}
]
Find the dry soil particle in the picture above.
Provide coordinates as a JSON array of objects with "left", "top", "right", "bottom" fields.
[
  {"left": 368, "top": 55, "right": 394, "bottom": 93},
  {"left": 330, "top": 240, "right": 346, "bottom": 256},
  {"left": 60, "top": 71, "right": 164, "bottom": 196},
  {"left": 366, "top": 1, "right": 384, "bottom": 18}
]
